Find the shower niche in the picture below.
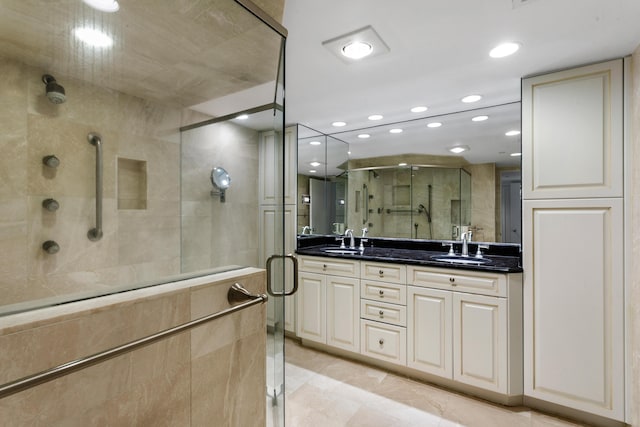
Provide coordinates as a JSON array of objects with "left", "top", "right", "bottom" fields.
[
  {"left": 347, "top": 165, "right": 471, "bottom": 240},
  {"left": 117, "top": 157, "right": 147, "bottom": 210}
]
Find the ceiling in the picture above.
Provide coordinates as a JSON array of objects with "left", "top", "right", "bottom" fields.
[{"left": 282, "top": 0, "right": 640, "bottom": 163}]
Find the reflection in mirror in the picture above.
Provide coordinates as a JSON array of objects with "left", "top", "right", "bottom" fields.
[
  {"left": 297, "top": 103, "right": 521, "bottom": 243},
  {"left": 296, "top": 125, "right": 349, "bottom": 235}
]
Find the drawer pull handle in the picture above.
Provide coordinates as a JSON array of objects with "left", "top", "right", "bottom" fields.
[
  {"left": 449, "top": 277, "right": 456, "bottom": 285},
  {"left": 323, "top": 264, "right": 327, "bottom": 271},
  {"left": 379, "top": 290, "right": 384, "bottom": 297},
  {"left": 379, "top": 310, "right": 384, "bottom": 317},
  {"left": 379, "top": 269, "right": 384, "bottom": 277},
  {"left": 379, "top": 338, "right": 385, "bottom": 346}
]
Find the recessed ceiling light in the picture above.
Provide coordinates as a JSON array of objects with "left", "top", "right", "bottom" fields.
[
  {"left": 427, "top": 122, "right": 442, "bottom": 128},
  {"left": 309, "top": 170, "right": 317, "bottom": 173},
  {"left": 398, "top": 163, "right": 408, "bottom": 166},
  {"left": 82, "top": 0, "right": 119, "bottom": 12},
  {"left": 236, "top": 114, "right": 249, "bottom": 120},
  {"left": 505, "top": 130, "right": 521, "bottom": 136},
  {"left": 411, "top": 106, "right": 428, "bottom": 113},
  {"left": 389, "top": 128, "right": 403, "bottom": 134},
  {"left": 490, "top": 42, "right": 521, "bottom": 58},
  {"left": 368, "top": 114, "right": 383, "bottom": 121},
  {"left": 342, "top": 41, "right": 373, "bottom": 59},
  {"left": 510, "top": 152, "right": 522, "bottom": 157},
  {"left": 310, "top": 161, "right": 321, "bottom": 167},
  {"left": 322, "top": 26, "right": 390, "bottom": 64},
  {"left": 332, "top": 121, "right": 346, "bottom": 127},
  {"left": 358, "top": 134, "right": 370, "bottom": 139},
  {"left": 309, "top": 140, "right": 322, "bottom": 145},
  {"left": 472, "top": 115, "right": 489, "bottom": 122},
  {"left": 449, "top": 146, "right": 470, "bottom": 154},
  {"left": 461, "top": 95, "right": 482, "bottom": 103},
  {"left": 74, "top": 27, "right": 113, "bottom": 48}
]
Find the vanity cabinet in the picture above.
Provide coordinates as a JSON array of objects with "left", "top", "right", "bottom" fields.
[
  {"left": 522, "top": 59, "right": 626, "bottom": 422},
  {"left": 359, "top": 261, "right": 407, "bottom": 365},
  {"left": 407, "top": 266, "right": 522, "bottom": 396},
  {"left": 297, "top": 256, "right": 360, "bottom": 352}
]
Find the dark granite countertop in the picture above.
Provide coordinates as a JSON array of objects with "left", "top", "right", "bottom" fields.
[{"left": 296, "top": 236, "right": 522, "bottom": 273}]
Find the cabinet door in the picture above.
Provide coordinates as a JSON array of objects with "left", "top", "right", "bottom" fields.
[
  {"left": 523, "top": 198, "right": 624, "bottom": 421},
  {"left": 296, "top": 272, "right": 326, "bottom": 343},
  {"left": 522, "top": 59, "right": 623, "bottom": 199},
  {"left": 407, "top": 286, "right": 452, "bottom": 379},
  {"left": 326, "top": 276, "right": 360, "bottom": 352},
  {"left": 453, "top": 292, "right": 507, "bottom": 394}
]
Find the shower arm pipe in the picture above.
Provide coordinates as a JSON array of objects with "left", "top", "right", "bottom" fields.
[
  {"left": 87, "top": 133, "right": 103, "bottom": 242},
  {"left": 0, "top": 283, "right": 267, "bottom": 400}
]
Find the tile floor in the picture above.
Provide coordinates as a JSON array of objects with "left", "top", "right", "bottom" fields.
[{"left": 282, "top": 338, "right": 587, "bottom": 427}]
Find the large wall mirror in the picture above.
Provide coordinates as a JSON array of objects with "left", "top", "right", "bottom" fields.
[{"left": 297, "top": 102, "right": 521, "bottom": 244}]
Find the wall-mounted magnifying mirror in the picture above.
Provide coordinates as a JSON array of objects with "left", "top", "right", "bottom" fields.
[{"left": 210, "top": 166, "right": 231, "bottom": 202}]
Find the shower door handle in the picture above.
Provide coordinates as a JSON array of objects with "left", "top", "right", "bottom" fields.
[
  {"left": 87, "top": 133, "right": 103, "bottom": 241},
  {"left": 266, "top": 254, "right": 298, "bottom": 297}
]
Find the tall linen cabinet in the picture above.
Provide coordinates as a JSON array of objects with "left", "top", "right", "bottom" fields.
[{"left": 521, "top": 59, "right": 626, "bottom": 422}]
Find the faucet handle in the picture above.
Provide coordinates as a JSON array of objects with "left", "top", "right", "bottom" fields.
[
  {"left": 361, "top": 227, "right": 368, "bottom": 237},
  {"left": 475, "top": 244, "right": 490, "bottom": 258},
  {"left": 359, "top": 238, "right": 368, "bottom": 251},
  {"left": 442, "top": 242, "right": 455, "bottom": 256},
  {"left": 335, "top": 236, "right": 345, "bottom": 249}
]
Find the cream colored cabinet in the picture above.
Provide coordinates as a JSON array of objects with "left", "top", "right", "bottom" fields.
[
  {"left": 407, "top": 286, "right": 452, "bottom": 378},
  {"left": 407, "top": 266, "right": 522, "bottom": 396},
  {"left": 453, "top": 292, "right": 507, "bottom": 394},
  {"left": 297, "top": 256, "right": 360, "bottom": 352},
  {"left": 359, "top": 261, "right": 407, "bottom": 365},
  {"left": 259, "top": 126, "right": 297, "bottom": 205},
  {"left": 296, "top": 271, "right": 325, "bottom": 343},
  {"left": 522, "top": 59, "right": 623, "bottom": 200},
  {"left": 326, "top": 275, "right": 360, "bottom": 352},
  {"left": 523, "top": 198, "right": 624, "bottom": 420},
  {"left": 522, "top": 59, "right": 626, "bottom": 422}
]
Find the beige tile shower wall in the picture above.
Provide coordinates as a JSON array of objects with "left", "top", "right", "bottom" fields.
[
  {"left": 0, "top": 268, "right": 266, "bottom": 427},
  {"left": 181, "top": 122, "right": 260, "bottom": 273},
  {"left": 468, "top": 163, "right": 496, "bottom": 242},
  {"left": 0, "top": 57, "right": 186, "bottom": 307}
]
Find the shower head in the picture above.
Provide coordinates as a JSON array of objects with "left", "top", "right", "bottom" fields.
[{"left": 42, "top": 74, "right": 66, "bottom": 104}]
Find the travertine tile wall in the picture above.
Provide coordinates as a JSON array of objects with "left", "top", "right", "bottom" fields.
[
  {"left": 0, "top": 57, "right": 261, "bottom": 310},
  {"left": 630, "top": 45, "right": 640, "bottom": 427},
  {"left": 0, "top": 268, "right": 266, "bottom": 426},
  {"left": 180, "top": 122, "right": 260, "bottom": 272},
  {"left": 0, "top": 57, "right": 186, "bottom": 308}
]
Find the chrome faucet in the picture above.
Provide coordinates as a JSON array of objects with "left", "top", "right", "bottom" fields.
[
  {"left": 344, "top": 229, "right": 355, "bottom": 249},
  {"left": 461, "top": 231, "right": 470, "bottom": 257},
  {"left": 301, "top": 225, "right": 311, "bottom": 235}
]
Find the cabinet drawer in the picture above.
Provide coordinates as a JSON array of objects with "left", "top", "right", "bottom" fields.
[
  {"left": 360, "top": 280, "right": 406, "bottom": 305},
  {"left": 361, "top": 261, "right": 406, "bottom": 284},
  {"left": 298, "top": 256, "right": 359, "bottom": 278},
  {"left": 360, "top": 319, "right": 407, "bottom": 365},
  {"left": 361, "top": 299, "right": 407, "bottom": 327},
  {"left": 407, "top": 266, "right": 506, "bottom": 297}
]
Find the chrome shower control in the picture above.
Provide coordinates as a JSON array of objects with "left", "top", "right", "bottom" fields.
[
  {"left": 42, "top": 155, "right": 60, "bottom": 168},
  {"left": 42, "top": 198, "right": 60, "bottom": 212},
  {"left": 42, "top": 240, "right": 60, "bottom": 254}
]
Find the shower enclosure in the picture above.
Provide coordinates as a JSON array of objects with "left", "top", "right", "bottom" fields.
[{"left": 0, "top": 1, "right": 289, "bottom": 425}]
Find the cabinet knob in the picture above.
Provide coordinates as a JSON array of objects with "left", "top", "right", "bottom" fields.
[
  {"left": 379, "top": 310, "right": 384, "bottom": 317},
  {"left": 379, "top": 290, "right": 384, "bottom": 297},
  {"left": 323, "top": 264, "right": 327, "bottom": 271},
  {"left": 378, "top": 338, "right": 385, "bottom": 346},
  {"left": 449, "top": 277, "right": 456, "bottom": 284},
  {"left": 378, "top": 269, "right": 384, "bottom": 277}
]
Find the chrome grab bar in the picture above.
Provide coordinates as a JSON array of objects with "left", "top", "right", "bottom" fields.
[
  {"left": 0, "top": 283, "right": 267, "bottom": 400},
  {"left": 266, "top": 254, "right": 298, "bottom": 297},
  {"left": 87, "top": 132, "right": 103, "bottom": 241}
]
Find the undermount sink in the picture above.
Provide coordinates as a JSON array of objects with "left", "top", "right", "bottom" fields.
[
  {"left": 430, "top": 255, "right": 492, "bottom": 265},
  {"left": 323, "top": 248, "right": 361, "bottom": 255}
]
